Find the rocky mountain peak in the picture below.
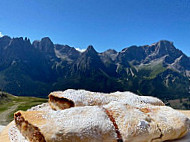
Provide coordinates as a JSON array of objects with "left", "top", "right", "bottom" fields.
[
  {"left": 72, "top": 45, "right": 105, "bottom": 74},
  {"left": 144, "top": 40, "right": 183, "bottom": 63},
  {"left": 12, "top": 37, "right": 24, "bottom": 41},
  {"left": 0, "top": 35, "right": 11, "bottom": 41},
  {"left": 24, "top": 37, "right": 30, "bottom": 43},
  {"left": 85, "top": 45, "right": 97, "bottom": 53},
  {"left": 0, "top": 36, "right": 11, "bottom": 49},
  {"left": 54, "top": 44, "right": 80, "bottom": 61},
  {"left": 158, "top": 40, "right": 174, "bottom": 45},
  {"left": 41, "top": 37, "right": 52, "bottom": 44},
  {"left": 100, "top": 49, "right": 118, "bottom": 62},
  {"left": 104, "top": 49, "right": 117, "bottom": 54},
  {"left": 10, "top": 37, "right": 31, "bottom": 47},
  {"left": 117, "top": 45, "right": 146, "bottom": 64},
  {"left": 80, "top": 45, "right": 99, "bottom": 60},
  {"left": 33, "top": 37, "right": 55, "bottom": 55},
  {"left": 154, "top": 40, "right": 175, "bottom": 53}
]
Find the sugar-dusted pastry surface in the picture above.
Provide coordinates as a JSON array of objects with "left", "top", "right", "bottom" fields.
[
  {"left": 104, "top": 101, "right": 190, "bottom": 142},
  {"left": 49, "top": 89, "right": 165, "bottom": 110},
  {"left": 104, "top": 102, "right": 161, "bottom": 142},
  {"left": 13, "top": 94, "right": 190, "bottom": 142},
  {"left": 15, "top": 106, "right": 117, "bottom": 142},
  {"left": 142, "top": 105, "right": 190, "bottom": 141},
  {"left": 6, "top": 103, "right": 190, "bottom": 142}
]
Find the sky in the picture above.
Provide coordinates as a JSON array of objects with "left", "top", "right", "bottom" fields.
[{"left": 0, "top": 0, "right": 190, "bottom": 55}]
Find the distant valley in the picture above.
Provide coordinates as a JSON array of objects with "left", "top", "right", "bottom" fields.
[
  {"left": 0, "top": 36, "right": 189, "bottom": 101},
  {"left": 0, "top": 91, "right": 47, "bottom": 125}
]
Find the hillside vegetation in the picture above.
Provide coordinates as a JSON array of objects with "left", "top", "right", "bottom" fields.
[{"left": 0, "top": 92, "right": 47, "bottom": 125}]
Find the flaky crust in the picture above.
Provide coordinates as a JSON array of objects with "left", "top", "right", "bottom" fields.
[
  {"left": 14, "top": 106, "right": 117, "bottom": 142},
  {"left": 48, "top": 89, "right": 165, "bottom": 110},
  {"left": 104, "top": 102, "right": 190, "bottom": 142},
  {"left": 141, "top": 105, "right": 190, "bottom": 141},
  {"left": 14, "top": 102, "right": 190, "bottom": 142},
  {"left": 104, "top": 102, "right": 161, "bottom": 142}
]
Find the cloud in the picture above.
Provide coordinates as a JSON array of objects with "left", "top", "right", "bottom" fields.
[
  {"left": 75, "top": 48, "right": 86, "bottom": 52},
  {"left": 0, "top": 32, "right": 3, "bottom": 37}
]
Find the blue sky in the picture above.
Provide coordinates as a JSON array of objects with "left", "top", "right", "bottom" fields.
[{"left": 0, "top": 0, "right": 190, "bottom": 55}]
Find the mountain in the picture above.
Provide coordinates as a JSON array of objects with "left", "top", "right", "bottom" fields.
[{"left": 0, "top": 36, "right": 189, "bottom": 100}]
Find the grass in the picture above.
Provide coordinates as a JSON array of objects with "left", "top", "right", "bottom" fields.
[
  {"left": 137, "top": 62, "right": 166, "bottom": 79},
  {"left": 0, "top": 92, "right": 47, "bottom": 125}
]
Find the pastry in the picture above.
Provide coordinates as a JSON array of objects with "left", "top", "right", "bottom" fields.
[
  {"left": 104, "top": 102, "right": 190, "bottom": 142},
  {"left": 14, "top": 106, "right": 117, "bottom": 142},
  {"left": 14, "top": 101, "right": 189, "bottom": 142},
  {"left": 49, "top": 89, "right": 164, "bottom": 110}
]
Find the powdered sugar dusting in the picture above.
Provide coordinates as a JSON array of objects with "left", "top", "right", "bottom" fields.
[
  {"left": 104, "top": 101, "right": 161, "bottom": 141},
  {"left": 104, "top": 101, "right": 190, "bottom": 142},
  {"left": 137, "top": 120, "right": 150, "bottom": 130},
  {"left": 50, "top": 89, "right": 164, "bottom": 108},
  {"left": 9, "top": 124, "right": 28, "bottom": 142},
  {"left": 8, "top": 101, "right": 190, "bottom": 142},
  {"left": 40, "top": 106, "right": 117, "bottom": 141},
  {"left": 27, "top": 103, "right": 53, "bottom": 112},
  {"left": 145, "top": 105, "right": 190, "bottom": 137},
  {"left": 8, "top": 91, "right": 190, "bottom": 142}
]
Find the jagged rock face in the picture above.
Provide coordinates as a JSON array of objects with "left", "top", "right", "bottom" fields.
[
  {"left": 0, "top": 36, "right": 189, "bottom": 99},
  {"left": 73, "top": 45, "right": 103, "bottom": 71},
  {"left": 54, "top": 44, "right": 80, "bottom": 62},
  {"left": 146, "top": 41, "right": 183, "bottom": 64},
  {"left": 99, "top": 49, "right": 118, "bottom": 76},
  {"left": 0, "top": 37, "right": 35, "bottom": 71},
  {"left": 117, "top": 46, "right": 146, "bottom": 66},
  {"left": 0, "top": 36, "right": 11, "bottom": 49},
  {"left": 70, "top": 45, "right": 107, "bottom": 79},
  {"left": 0, "top": 37, "right": 59, "bottom": 96},
  {"left": 103, "top": 49, "right": 117, "bottom": 55},
  {"left": 33, "top": 37, "right": 55, "bottom": 56},
  {"left": 152, "top": 40, "right": 176, "bottom": 57}
]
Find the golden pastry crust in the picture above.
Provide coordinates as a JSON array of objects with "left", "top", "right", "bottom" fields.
[
  {"left": 104, "top": 102, "right": 161, "bottom": 142},
  {"left": 14, "top": 102, "right": 190, "bottom": 142},
  {"left": 48, "top": 89, "right": 165, "bottom": 110},
  {"left": 141, "top": 105, "right": 190, "bottom": 141},
  {"left": 104, "top": 102, "right": 190, "bottom": 142},
  {"left": 14, "top": 106, "right": 118, "bottom": 142}
]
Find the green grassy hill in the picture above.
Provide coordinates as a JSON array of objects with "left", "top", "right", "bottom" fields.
[{"left": 0, "top": 92, "right": 47, "bottom": 125}]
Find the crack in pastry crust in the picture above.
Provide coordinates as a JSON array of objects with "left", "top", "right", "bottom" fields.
[
  {"left": 102, "top": 107, "right": 123, "bottom": 142},
  {"left": 150, "top": 124, "right": 163, "bottom": 142}
]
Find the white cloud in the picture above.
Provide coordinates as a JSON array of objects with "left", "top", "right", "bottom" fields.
[
  {"left": 75, "top": 47, "right": 86, "bottom": 52},
  {"left": 0, "top": 32, "right": 3, "bottom": 37}
]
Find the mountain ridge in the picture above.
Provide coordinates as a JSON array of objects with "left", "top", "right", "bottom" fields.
[{"left": 0, "top": 35, "right": 189, "bottom": 100}]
